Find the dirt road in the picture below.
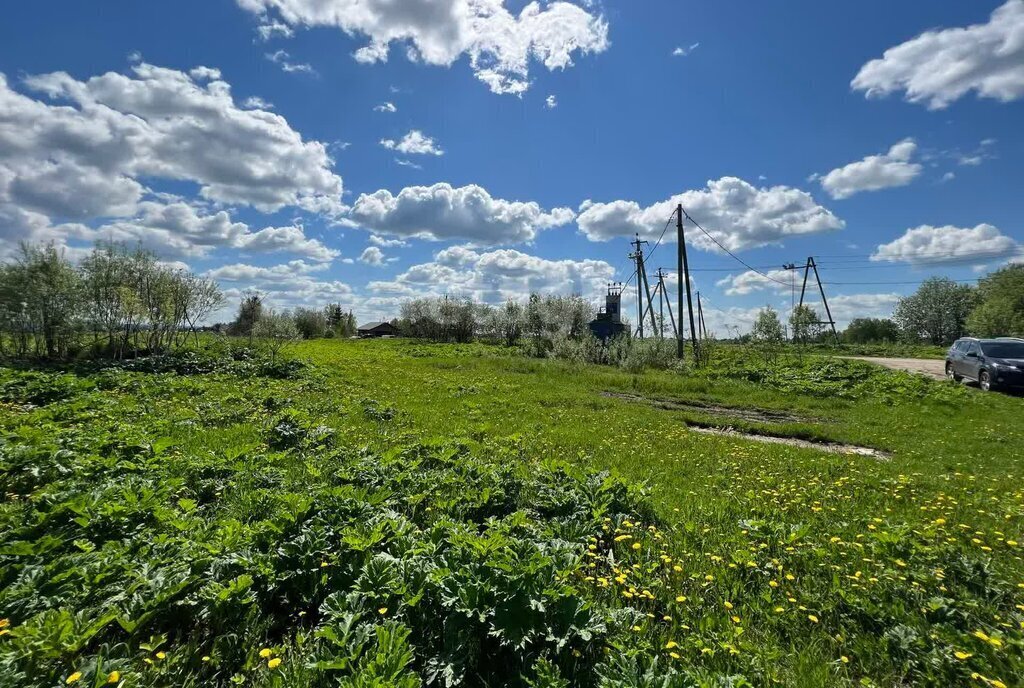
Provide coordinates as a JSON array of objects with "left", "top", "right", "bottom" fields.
[{"left": 841, "top": 356, "right": 946, "bottom": 380}]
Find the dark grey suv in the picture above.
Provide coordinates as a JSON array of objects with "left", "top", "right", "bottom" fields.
[{"left": 946, "top": 338, "right": 1024, "bottom": 391}]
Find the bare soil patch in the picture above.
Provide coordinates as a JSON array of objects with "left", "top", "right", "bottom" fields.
[
  {"left": 686, "top": 425, "right": 892, "bottom": 461},
  {"left": 839, "top": 356, "right": 946, "bottom": 380},
  {"left": 603, "top": 390, "right": 891, "bottom": 460}
]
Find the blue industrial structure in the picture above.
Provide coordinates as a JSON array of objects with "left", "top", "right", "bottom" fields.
[{"left": 589, "top": 283, "right": 626, "bottom": 341}]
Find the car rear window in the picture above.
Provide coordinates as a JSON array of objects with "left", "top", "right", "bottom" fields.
[{"left": 981, "top": 342, "right": 1024, "bottom": 358}]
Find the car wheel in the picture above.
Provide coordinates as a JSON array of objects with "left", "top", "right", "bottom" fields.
[
  {"left": 979, "top": 370, "right": 992, "bottom": 392},
  {"left": 945, "top": 363, "right": 962, "bottom": 382}
]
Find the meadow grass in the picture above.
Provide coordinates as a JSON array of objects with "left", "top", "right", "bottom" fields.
[{"left": 1, "top": 338, "right": 1021, "bottom": 687}]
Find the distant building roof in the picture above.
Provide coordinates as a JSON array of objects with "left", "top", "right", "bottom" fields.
[{"left": 358, "top": 321, "right": 393, "bottom": 330}]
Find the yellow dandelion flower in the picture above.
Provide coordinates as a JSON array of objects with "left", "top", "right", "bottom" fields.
[
  {"left": 107, "top": 671, "right": 121, "bottom": 684},
  {"left": 840, "top": 656, "right": 849, "bottom": 664},
  {"left": 665, "top": 641, "right": 679, "bottom": 649},
  {"left": 66, "top": 672, "right": 83, "bottom": 684},
  {"left": 259, "top": 648, "right": 273, "bottom": 659},
  {"left": 669, "top": 651, "right": 680, "bottom": 659},
  {"left": 954, "top": 651, "right": 972, "bottom": 660},
  {"left": 632, "top": 542, "right": 641, "bottom": 550},
  {"left": 808, "top": 615, "right": 819, "bottom": 623},
  {"left": 202, "top": 656, "right": 211, "bottom": 662},
  {"left": 378, "top": 607, "right": 388, "bottom": 615},
  {"left": 268, "top": 658, "right": 282, "bottom": 669},
  {"left": 675, "top": 595, "right": 687, "bottom": 603},
  {"left": 724, "top": 601, "right": 733, "bottom": 610},
  {"left": 155, "top": 652, "right": 166, "bottom": 660}
]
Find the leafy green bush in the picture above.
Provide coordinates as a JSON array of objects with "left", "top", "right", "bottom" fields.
[
  {"left": 0, "top": 386, "right": 656, "bottom": 687},
  {"left": 0, "top": 371, "right": 91, "bottom": 406},
  {"left": 700, "top": 350, "right": 968, "bottom": 402}
]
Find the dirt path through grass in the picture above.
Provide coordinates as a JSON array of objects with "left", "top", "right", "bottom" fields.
[{"left": 839, "top": 355, "right": 946, "bottom": 379}]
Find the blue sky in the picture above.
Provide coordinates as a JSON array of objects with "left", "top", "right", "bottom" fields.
[{"left": 1, "top": 0, "right": 1022, "bottom": 331}]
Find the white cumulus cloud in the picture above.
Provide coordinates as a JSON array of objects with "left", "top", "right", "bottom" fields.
[
  {"left": 348, "top": 182, "right": 575, "bottom": 245},
  {"left": 380, "top": 130, "right": 444, "bottom": 156},
  {"left": 265, "top": 49, "right": 316, "bottom": 74},
  {"left": 0, "top": 64, "right": 343, "bottom": 217},
  {"left": 576, "top": 177, "right": 843, "bottom": 252},
  {"left": 816, "top": 138, "right": 922, "bottom": 199},
  {"left": 367, "top": 246, "right": 615, "bottom": 305},
  {"left": 672, "top": 43, "right": 700, "bottom": 57},
  {"left": 360, "top": 246, "right": 386, "bottom": 266},
  {"left": 235, "top": 0, "right": 610, "bottom": 94},
  {"left": 716, "top": 269, "right": 794, "bottom": 296},
  {"left": 851, "top": 0, "right": 1024, "bottom": 109},
  {"left": 871, "top": 224, "right": 1020, "bottom": 264}
]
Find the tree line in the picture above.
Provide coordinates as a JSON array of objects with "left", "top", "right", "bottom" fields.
[
  {"left": 0, "top": 243, "right": 223, "bottom": 360},
  {"left": 757, "top": 267, "right": 1023, "bottom": 347},
  {"left": 397, "top": 294, "right": 592, "bottom": 351}
]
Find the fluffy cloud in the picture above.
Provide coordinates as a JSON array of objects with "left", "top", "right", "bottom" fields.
[
  {"left": 871, "top": 224, "right": 1020, "bottom": 264},
  {"left": 0, "top": 64, "right": 344, "bottom": 262},
  {"left": 672, "top": 43, "right": 700, "bottom": 57},
  {"left": 207, "top": 259, "right": 328, "bottom": 282},
  {"left": 84, "top": 201, "right": 337, "bottom": 261},
  {"left": 576, "top": 177, "right": 843, "bottom": 251},
  {"left": 373, "top": 101, "right": 397, "bottom": 113},
  {"left": 816, "top": 139, "right": 922, "bottom": 199},
  {"left": 360, "top": 246, "right": 385, "bottom": 266},
  {"left": 368, "top": 235, "right": 407, "bottom": 248},
  {"left": 209, "top": 260, "right": 354, "bottom": 313},
  {"left": 0, "top": 64, "right": 343, "bottom": 217},
  {"left": 545, "top": 95, "right": 558, "bottom": 109},
  {"left": 265, "top": 49, "right": 316, "bottom": 74},
  {"left": 851, "top": 0, "right": 1024, "bottom": 109},
  {"left": 235, "top": 0, "right": 610, "bottom": 94},
  {"left": 716, "top": 269, "right": 794, "bottom": 296},
  {"left": 826, "top": 293, "right": 902, "bottom": 322},
  {"left": 348, "top": 183, "right": 575, "bottom": 244},
  {"left": 380, "top": 130, "right": 443, "bottom": 156},
  {"left": 367, "top": 246, "right": 616, "bottom": 304}
]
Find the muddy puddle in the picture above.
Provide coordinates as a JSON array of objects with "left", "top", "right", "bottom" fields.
[{"left": 687, "top": 425, "right": 891, "bottom": 460}]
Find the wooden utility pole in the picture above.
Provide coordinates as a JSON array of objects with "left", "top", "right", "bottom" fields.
[
  {"left": 796, "top": 257, "right": 839, "bottom": 342},
  {"left": 630, "top": 235, "right": 650, "bottom": 338},
  {"left": 696, "top": 291, "right": 707, "bottom": 340},
  {"left": 639, "top": 258, "right": 659, "bottom": 336},
  {"left": 657, "top": 269, "right": 678, "bottom": 338},
  {"left": 658, "top": 271, "right": 664, "bottom": 337},
  {"left": 677, "top": 205, "right": 699, "bottom": 361}
]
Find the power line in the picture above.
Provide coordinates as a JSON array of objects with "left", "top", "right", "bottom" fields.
[
  {"left": 817, "top": 248, "right": 1022, "bottom": 264},
  {"left": 823, "top": 278, "right": 983, "bottom": 286},
  {"left": 646, "top": 210, "right": 676, "bottom": 261},
  {"left": 680, "top": 208, "right": 790, "bottom": 286},
  {"left": 620, "top": 209, "right": 675, "bottom": 295}
]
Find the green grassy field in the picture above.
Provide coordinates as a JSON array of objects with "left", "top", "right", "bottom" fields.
[{"left": 1, "top": 338, "right": 1022, "bottom": 687}]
